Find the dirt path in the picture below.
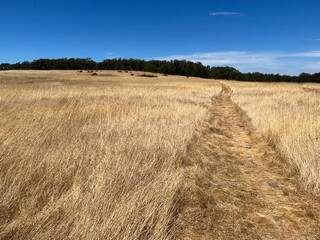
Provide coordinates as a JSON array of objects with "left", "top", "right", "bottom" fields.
[{"left": 174, "top": 84, "right": 320, "bottom": 239}]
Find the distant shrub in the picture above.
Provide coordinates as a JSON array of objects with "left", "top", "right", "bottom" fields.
[
  {"left": 118, "top": 70, "right": 122, "bottom": 73},
  {"left": 131, "top": 73, "right": 134, "bottom": 76},
  {"left": 92, "top": 73, "right": 98, "bottom": 76},
  {"left": 78, "top": 70, "right": 83, "bottom": 73},
  {"left": 138, "top": 74, "right": 157, "bottom": 78}
]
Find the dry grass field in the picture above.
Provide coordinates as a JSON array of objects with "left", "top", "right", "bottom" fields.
[
  {"left": 229, "top": 81, "right": 320, "bottom": 193},
  {"left": 0, "top": 70, "right": 219, "bottom": 239},
  {"left": 0, "top": 70, "right": 319, "bottom": 239}
]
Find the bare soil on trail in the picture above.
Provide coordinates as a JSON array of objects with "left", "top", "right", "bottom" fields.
[{"left": 174, "top": 85, "right": 320, "bottom": 239}]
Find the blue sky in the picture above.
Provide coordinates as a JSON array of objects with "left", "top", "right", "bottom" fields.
[{"left": 1, "top": 0, "right": 320, "bottom": 75}]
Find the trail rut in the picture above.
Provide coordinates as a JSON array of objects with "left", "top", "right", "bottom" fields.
[{"left": 174, "top": 84, "right": 320, "bottom": 239}]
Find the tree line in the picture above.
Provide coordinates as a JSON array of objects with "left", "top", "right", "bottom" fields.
[{"left": 1, "top": 58, "right": 319, "bottom": 83}]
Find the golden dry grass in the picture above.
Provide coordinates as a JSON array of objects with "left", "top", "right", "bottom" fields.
[
  {"left": 229, "top": 81, "right": 320, "bottom": 193},
  {"left": 1, "top": 70, "right": 320, "bottom": 239},
  {"left": 174, "top": 85, "right": 320, "bottom": 239},
  {"left": 0, "top": 70, "right": 219, "bottom": 239}
]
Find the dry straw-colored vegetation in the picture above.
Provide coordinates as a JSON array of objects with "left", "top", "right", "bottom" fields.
[
  {"left": 0, "top": 70, "right": 319, "bottom": 239},
  {"left": 0, "top": 70, "right": 219, "bottom": 239},
  {"left": 229, "top": 81, "right": 320, "bottom": 193}
]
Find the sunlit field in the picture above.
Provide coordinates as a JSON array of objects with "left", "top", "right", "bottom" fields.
[
  {"left": 230, "top": 81, "right": 320, "bottom": 193},
  {"left": 0, "top": 70, "right": 219, "bottom": 239},
  {"left": 0, "top": 70, "right": 319, "bottom": 239}
]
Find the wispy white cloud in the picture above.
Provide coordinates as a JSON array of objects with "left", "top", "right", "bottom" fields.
[
  {"left": 104, "top": 51, "right": 119, "bottom": 59},
  {"left": 156, "top": 51, "right": 320, "bottom": 75},
  {"left": 209, "top": 12, "right": 242, "bottom": 16},
  {"left": 285, "top": 51, "right": 320, "bottom": 57}
]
